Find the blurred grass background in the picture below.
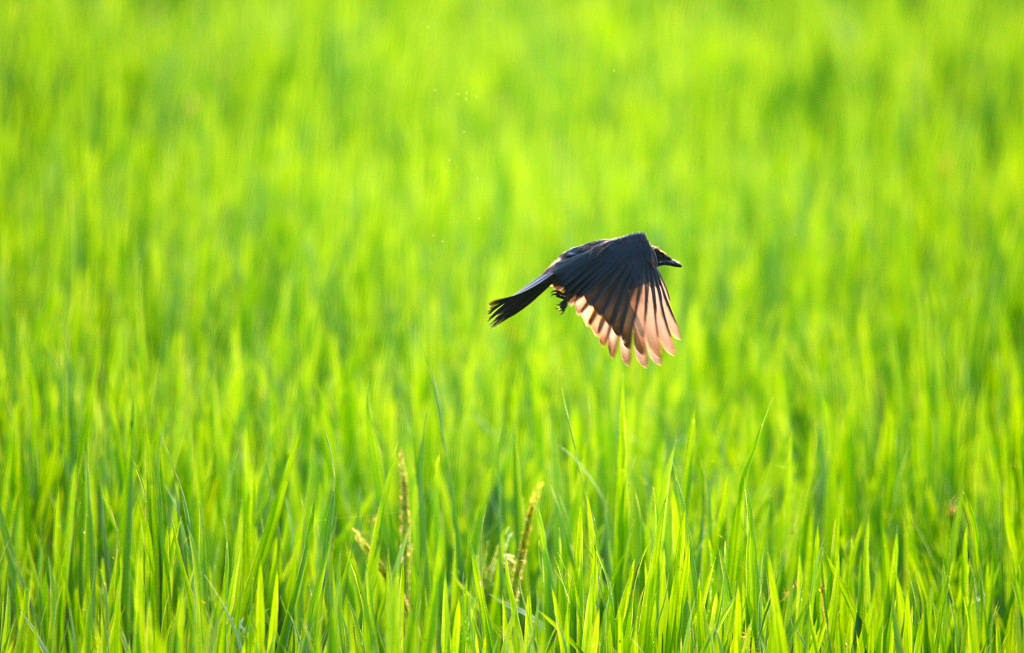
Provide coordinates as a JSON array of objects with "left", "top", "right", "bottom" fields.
[{"left": 2, "top": 0, "right": 1023, "bottom": 649}]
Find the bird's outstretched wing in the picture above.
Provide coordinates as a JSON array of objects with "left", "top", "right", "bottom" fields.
[{"left": 554, "top": 239, "right": 680, "bottom": 367}]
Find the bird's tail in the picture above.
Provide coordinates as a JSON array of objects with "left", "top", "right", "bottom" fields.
[{"left": 488, "top": 274, "right": 551, "bottom": 326}]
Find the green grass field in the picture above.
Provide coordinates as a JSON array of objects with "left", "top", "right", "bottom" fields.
[{"left": 2, "top": 0, "right": 1024, "bottom": 650}]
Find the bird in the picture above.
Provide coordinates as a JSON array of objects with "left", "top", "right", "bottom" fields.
[{"left": 488, "top": 232, "right": 682, "bottom": 367}]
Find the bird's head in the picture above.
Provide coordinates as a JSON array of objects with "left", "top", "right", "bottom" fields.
[{"left": 653, "top": 247, "right": 682, "bottom": 268}]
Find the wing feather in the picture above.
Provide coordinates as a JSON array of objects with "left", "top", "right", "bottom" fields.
[
  {"left": 585, "top": 270, "right": 630, "bottom": 348},
  {"left": 660, "top": 283, "right": 681, "bottom": 340},
  {"left": 653, "top": 276, "right": 679, "bottom": 343},
  {"left": 602, "top": 271, "right": 634, "bottom": 347},
  {"left": 631, "top": 285, "right": 650, "bottom": 367},
  {"left": 645, "top": 269, "right": 673, "bottom": 358}
]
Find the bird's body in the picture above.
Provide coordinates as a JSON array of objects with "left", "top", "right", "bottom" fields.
[{"left": 488, "top": 233, "right": 682, "bottom": 367}]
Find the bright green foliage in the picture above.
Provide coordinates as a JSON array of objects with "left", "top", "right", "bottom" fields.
[{"left": 2, "top": 0, "right": 1023, "bottom": 650}]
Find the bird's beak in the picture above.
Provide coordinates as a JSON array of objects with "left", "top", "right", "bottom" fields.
[{"left": 664, "top": 257, "right": 682, "bottom": 268}]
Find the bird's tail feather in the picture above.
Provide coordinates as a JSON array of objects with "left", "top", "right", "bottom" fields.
[{"left": 488, "top": 274, "right": 551, "bottom": 326}]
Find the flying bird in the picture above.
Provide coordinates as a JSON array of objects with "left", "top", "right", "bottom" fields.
[{"left": 488, "top": 232, "right": 682, "bottom": 366}]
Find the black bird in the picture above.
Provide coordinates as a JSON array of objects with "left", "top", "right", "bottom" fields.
[{"left": 488, "top": 233, "right": 682, "bottom": 367}]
